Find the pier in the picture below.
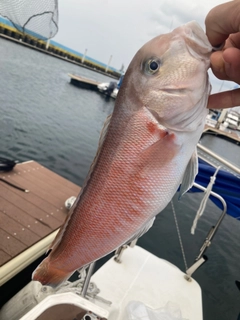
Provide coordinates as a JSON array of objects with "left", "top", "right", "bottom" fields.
[
  {"left": 0, "top": 160, "right": 80, "bottom": 287},
  {"left": 204, "top": 125, "right": 240, "bottom": 144},
  {"left": 69, "top": 74, "right": 100, "bottom": 90}
]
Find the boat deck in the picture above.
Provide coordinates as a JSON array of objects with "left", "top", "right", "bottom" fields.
[
  {"left": 0, "top": 161, "right": 80, "bottom": 285},
  {"left": 204, "top": 125, "right": 240, "bottom": 143}
]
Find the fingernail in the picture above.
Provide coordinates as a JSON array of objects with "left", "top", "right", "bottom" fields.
[{"left": 212, "top": 42, "right": 225, "bottom": 52}]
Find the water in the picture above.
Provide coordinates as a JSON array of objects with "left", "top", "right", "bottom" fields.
[{"left": 0, "top": 38, "right": 240, "bottom": 320}]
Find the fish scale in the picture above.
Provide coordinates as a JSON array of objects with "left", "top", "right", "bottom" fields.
[{"left": 32, "top": 21, "right": 212, "bottom": 287}]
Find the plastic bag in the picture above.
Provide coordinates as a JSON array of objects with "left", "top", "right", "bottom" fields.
[{"left": 126, "top": 301, "right": 188, "bottom": 320}]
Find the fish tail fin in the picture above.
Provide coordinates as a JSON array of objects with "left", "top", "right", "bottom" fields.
[{"left": 32, "top": 257, "right": 72, "bottom": 288}]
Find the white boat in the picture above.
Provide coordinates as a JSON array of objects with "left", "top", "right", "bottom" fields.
[
  {"left": 0, "top": 130, "right": 239, "bottom": 320},
  {"left": 0, "top": 181, "right": 232, "bottom": 320},
  {"left": 97, "top": 82, "right": 119, "bottom": 99},
  {"left": 8, "top": 244, "right": 204, "bottom": 320},
  {"left": 207, "top": 108, "right": 240, "bottom": 132},
  {"left": 97, "top": 73, "right": 123, "bottom": 99}
]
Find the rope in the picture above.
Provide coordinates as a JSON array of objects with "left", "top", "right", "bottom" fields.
[
  {"left": 171, "top": 199, "right": 188, "bottom": 272},
  {"left": 0, "top": 178, "right": 29, "bottom": 192},
  {"left": 191, "top": 166, "right": 221, "bottom": 234}
]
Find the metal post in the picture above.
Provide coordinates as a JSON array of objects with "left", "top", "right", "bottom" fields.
[
  {"left": 46, "top": 39, "right": 50, "bottom": 50},
  {"left": 81, "top": 261, "right": 96, "bottom": 297},
  {"left": 82, "top": 49, "right": 87, "bottom": 64},
  {"left": 105, "top": 55, "right": 112, "bottom": 73},
  {"left": 217, "top": 109, "right": 228, "bottom": 124},
  {"left": 114, "top": 245, "right": 128, "bottom": 263}
]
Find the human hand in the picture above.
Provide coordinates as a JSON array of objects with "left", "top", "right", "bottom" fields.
[{"left": 205, "top": 0, "right": 240, "bottom": 109}]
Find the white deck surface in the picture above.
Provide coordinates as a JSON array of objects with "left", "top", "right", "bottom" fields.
[
  {"left": 92, "top": 245, "right": 203, "bottom": 320},
  {"left": 14, "top": 245, "right": 202, "bottom": 320}
]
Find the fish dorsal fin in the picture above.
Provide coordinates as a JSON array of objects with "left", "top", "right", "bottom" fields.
[
  {"left": 84, "top": 113, "right": 112, "bottom": 185},
  {"left": 49, "top": 114, "right": 112, "bottom": 252},
  {"left": 179, "top": 148, "right": 198, "bottom": 199},
  {"left": 98, "top": 113, "right": 112, "bottom": 149}
]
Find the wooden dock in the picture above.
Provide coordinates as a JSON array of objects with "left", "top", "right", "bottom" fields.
[
  {"left": 204, "top": 125, "right": 240, "bottom": 144},
  {"left": 69, "top": 73, "right": 100, "bottom": 90},
  {"left": 0, "top": 160, "right": 80, "bottom": 285},
  {"left": 68, "top": 74, "right": 118, "bottom": 99}
]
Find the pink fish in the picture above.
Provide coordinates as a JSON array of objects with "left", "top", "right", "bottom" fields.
[{"left": 33, "top": 21, "right": 212, "bottom": 287}]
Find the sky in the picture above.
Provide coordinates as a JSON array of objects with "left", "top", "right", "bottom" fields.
[{"left": 53, "top": 0, "right": 235, "bottom": 94}]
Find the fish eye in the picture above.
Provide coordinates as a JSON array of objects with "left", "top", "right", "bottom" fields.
[
  {"left": 143, "top": 58, "right": 161, "bottom": 75},
  {"left": 149, "top": 60, "right": 159, "bottom": 71}
]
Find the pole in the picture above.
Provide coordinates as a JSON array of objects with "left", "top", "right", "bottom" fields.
[
  {"left": 82, "top": 48, "right": 87, "bottom": 64},
  {"left": 46, "top": 39, "right": 50, "bottom": 50},
  {"left": 105, "top": 55, "right": 112, "bottom": 73}
]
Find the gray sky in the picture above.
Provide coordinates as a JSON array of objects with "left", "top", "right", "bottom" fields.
[{"left": 54, "top": 0, "right": 235, "bottom": 94}]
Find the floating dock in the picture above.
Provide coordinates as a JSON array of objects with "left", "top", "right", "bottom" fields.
[
  {"left": 68, "top": 74, "right": 100, "bottom": 91},
  {"left": 0, "top": 160, "right": 80, "bottom": 286},
  {"left": 68, "top": 74, "right": 118, "bottom": 99},
  {"left": 204, "top": 125, "right": 240, "bottom": 144}
]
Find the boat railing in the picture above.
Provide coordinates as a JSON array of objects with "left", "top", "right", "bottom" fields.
[
  {"left": 197, "top": 143, "right": 240, "bottom": 175},
  {"left": 184, "top": 182, "right": 227, "bottom": 280},
  {"left": 113, "top": 182, "right": 228, "bottom": 282}
]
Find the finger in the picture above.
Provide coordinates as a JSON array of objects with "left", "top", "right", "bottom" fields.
[
  {"left": 224, "top": 33, "right": 240, "bottom": 49},
  {"left": 210, "top": 47, "right": 240, "bottom": 83},
  {"left": 210, "top": 51, "right": 227, "bottom": 81},
  {"left": 223, "top": 47, "right": 240, "bottom": 82},
  {"left": 205, "top": 1, "right": 240, "bottom": 46},
  {"left": 207, "top": 88, "right": 240, "bottom": 109}
]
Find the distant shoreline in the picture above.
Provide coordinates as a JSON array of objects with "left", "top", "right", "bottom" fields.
[{"left": 0, "top": 22, "right": 120, "bottom": 80}]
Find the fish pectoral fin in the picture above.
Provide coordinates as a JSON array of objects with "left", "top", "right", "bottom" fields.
[
  {"left": 179, "top": 148, "right": 198, "bottom": 199},
  {"left": 138, "top": 131, "right": 180, "bottom": 170}
]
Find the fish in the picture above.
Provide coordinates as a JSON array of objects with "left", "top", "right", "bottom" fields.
[{"left": 32, "top": 21, "right": 212, "bottom": 287}]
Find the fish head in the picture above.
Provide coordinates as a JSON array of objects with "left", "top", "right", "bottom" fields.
[{"left": 119, "top": 21, "right": 212, "bottom": 131}]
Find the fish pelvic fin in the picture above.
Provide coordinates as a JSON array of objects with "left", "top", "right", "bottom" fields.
[
  {"left": 32, "top": 257, "right": 72, "bottom": 288},
  {"left": 179, "top": 148, "right": 198, "bottom": 199}
]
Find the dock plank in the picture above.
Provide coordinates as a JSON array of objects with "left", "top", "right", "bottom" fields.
[
  {"left": 0, "top": 250, "right": 11, "bottom": 265},
  {"left": 0, "top": 161, "right": 81, "bottom": 270},
  {"left": 0, "top": 184, "right": 63, "bottom": 228},
  {"left": 0, "top": 181, "right": 66, "bottom": 223},
  {"left": 0, "top": 211, "right": 40, "bottom": 246},
  {"left": 0, "top": 228, "right": 26, "bottom": 257},
  {"left": 69, "top": 73, "right": 100, "bottom": 86},
  {"left": 26, "top": 161, "right": 80, "bottom": 194},
  {"left": 0, "top": 196, "right": 53, "bottom": 236},
  {"left": 9, "top": 164, "right": 76, "bottom": 201},
  {"left": 1, "top": 173, "right": 67, "bottom": 209},
  {"left": 26, "top": 161, "right": 80, "bottom": 193}
]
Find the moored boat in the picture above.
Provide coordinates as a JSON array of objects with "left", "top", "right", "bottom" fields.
[{"left": 0, "top": 139, "right": 239, "bottom": 319}]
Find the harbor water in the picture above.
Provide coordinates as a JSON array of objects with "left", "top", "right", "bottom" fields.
[{"left": 0, "top": 38, "right": 239, "bottom": 320}]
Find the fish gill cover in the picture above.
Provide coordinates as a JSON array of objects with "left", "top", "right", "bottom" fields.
[{"left": 0, "top": 0, "right": 58, "bottom": 40}]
